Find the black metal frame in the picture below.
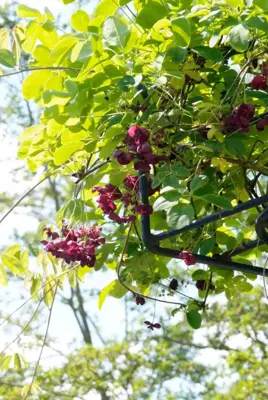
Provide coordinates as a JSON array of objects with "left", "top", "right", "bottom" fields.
[{"left": 139, "top": 174, "right": 268, "bottom": 277}]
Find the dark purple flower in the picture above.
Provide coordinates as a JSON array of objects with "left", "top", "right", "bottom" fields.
[
  {"left": 127, "top": 125, "right": 150, "bottom": 145},
  {"left": 136, "top": 204, "right": 153, "bottom": 216},
  {"left": 251, "top": 75, "right": 267, "bottom": 90},
  {"left": 135, "top": 295, "right": 145, "bottom": 305},
  {"left": 144, "top": 321, "right": 161, "bottom": 330},
  {"left": 169, "top": 278, "right": 178, "bottom": 291},
  {"left": 123, "top": 175, "right": 139, "bottom": 192},
  {"left": 179, "top": 251, "right": 197, "bottom": 266},
  {"left": 134, "top": 161, "right": 151, "bottom": 172},
  {"left": 113, "top": 150, "right": 134, "bottom": 165},
  {"left": 196, "top": 280, "right": 206, "bottom": 291},
  {"left": 256, "top": 119, "right": 266, "bottom": 131}
]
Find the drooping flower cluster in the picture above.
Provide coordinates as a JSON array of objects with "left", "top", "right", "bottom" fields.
[
  {"left": 113, "top": 125, "right": 169, "bottom": 172},
  {"left": 92, "top": 183, "right": 136, "bottom": 224},
  {"left": 41, "top": 223, "right": 104, "bottom": 267},
  {"left": 92, "top": 174, "right": 158, "bottom": 224},
  {"left": 224, "top": 103, "right": 255, "bottom": 133},
  {"left": 179, "top": 251, "right": 197, "bottom": 266}
]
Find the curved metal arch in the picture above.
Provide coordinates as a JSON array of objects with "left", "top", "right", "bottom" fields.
[{"left": 139, "top": 173, "right": 268, "bottom": 277}]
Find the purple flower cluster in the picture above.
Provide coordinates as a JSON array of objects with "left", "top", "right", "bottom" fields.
[
  {"left": 179, "top": 251, "right": 197, "bottom": 266},
  {"left": 41, "top": 223, "right": 104, "bottom": 267},
  {"left": 224, "top": 103, "right": 255, "bottom": 133},
  {"left": 113, "top": 125, "right": 169, "bottom": 172},
  {"left": 92, "top": 174, "right": 158, "bottom": 223},
  {"left": 92, "top": 183, "right": 136, "bottom": 224}
]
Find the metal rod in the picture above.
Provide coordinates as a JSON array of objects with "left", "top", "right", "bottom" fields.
[{"left": 139, "top": 174, "right": 268, "bottom": 276}]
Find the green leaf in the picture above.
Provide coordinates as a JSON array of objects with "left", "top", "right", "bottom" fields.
[
  {"left": 192, "top": 269, "right": 209, "bottom": 281},
  {"left": 98, "top": 279, "right": 127, "bottom": 310},
  {"left": 254, "top": 0, "right": 268, "bottom": 10},
  {"left": 190, "top": 175, "right": 209, "bottom": 192},
  {"left": 109, "top": 279, "right": 128, "bottom": 298},
  {"left": 201, "top": 194, "right": 233, "bottom": 210},
  {"left": 199, "top": 238, "right": 215, "bottom": 255},
  {"left": 51, "top": 36, "right": 79, "bottom": 65},
  {"left": 1, "top": 355, "right": 12, "bottom": 371},
  {"left": 71, "top": 10, "right": 90, "bottom": 32},
  {"left": 17, "top": 5, "right": 41, "bottom": 19},
  {"left": 43, "top": 276, "right": 57, "bottom": 307},
  {"left": 33, "top": 45, "right": 51, "bottom": 64},
  {"left": 103, "top": 16, "right": 129, "bottom": 48},
  {"left": 0, "top": 49, "right": 16, "bottom": 68},
  {"left": 118, "top": 75, "right": 135, "bottom": 92},
  {"left": 245, "top": 16, "right": 268, "bottom": 31},
  {"left": 153, "top": 196, "right": 178, "bottom": 211},
  {"left": 215, "top": 269, "right": 234, "bottom": 280},
  {"left": 14, "top": 353, "right": 22, "bottom": 370},
  {"left": 193, "top": 46, "right": 223, "bottom": 61},
  {"left": 99, "top": 281, "right": 116, "bottom": 310},
  {"left": 70, "top": 41, "right": 85, "bottom": 63},
  {"left": 30, "top": 277, "right": 41, "bottom": 300},
  {"left": 95, "top": 0, "right": 118, "bottom": 21},
  {"left": 186, "top": 311, "right": 202, "bottom": 329},
  {"left": 136, "top": 1, "right": 168, "bottom": 29},
  {"left": 171, "top": 308, "right": 182, "bottom": 316},
  {"left": 43, "top": 90, "right": 72, "bottom": 107},
  {"left": 167, "top": 204, "right": 195, "bottom": 229},
  {"left": 165, "top": 47, "right": 187, "bottom": 64},
  {"left": 22, "top": 70, "right": 51, "bottom": 100},
  {"left": 228, "top": 24, "right": 249, "bottom": 52},
  {"left": 69, "top": 269, "right": 77, "bottom": 288},
  {"left": 54, "top": 142, "right": 84, "bottom": 165},
  {"left": 63, "top": 0, "right": 75, "bottom": 3},
  {"left": 171, "top": 164, "right": 190, "bottom": 178},
  {"left": 0, "top": 28, "right": 9, "bottom": 49},
  {"left": 171, "top": 17, "right": 191, "bottom": 47},
  {"left": 0, "top": 265, "right": 8, "bottom": 286}
]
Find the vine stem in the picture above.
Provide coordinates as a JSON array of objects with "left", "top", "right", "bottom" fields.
[
  {"left": 75, "top": 160, "right": 110, "bottom": 184},
  {"left": 0, "top": 298, "right": 43, "bottom": 359},
  {"left": 0, "top": 66, "right": 80, "bottom": 79},
  {"left": 0, "top": 264, "right": 78, "bottom": 329},
  {"left": 23, "top": 282, "right": 59, "bottom": 400},
  {"left": 116, "top": 224, "right": 187, "bottom": 307},
  {"left": 0, "top": 174, "right": 51, "bottom": 226},
  {"left": 202, "top": 271, "right": 213, "bottom": 309}
]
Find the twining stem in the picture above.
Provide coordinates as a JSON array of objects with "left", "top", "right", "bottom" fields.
[
  {"left": 116, "top": 224, "right": 187, "bottom": 307},
  {"left": 0, "top": 174, "right": 51, "bottom": 226},
  {"left": 24, "top": 282, "right": 59, "bottom": 400},
  {"left": 0, "top": 66, "right": 80, "bottom": 79},
  {"left": 202, "top": 271, "right": 213, "bottom": 309},
  {"left": 75, "top": 160, "right": 110, "bottom": 184}
]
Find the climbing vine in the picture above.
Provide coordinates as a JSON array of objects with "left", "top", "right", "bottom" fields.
[{"left": 0, "top": 0, "right": 268, "bottom": 353}]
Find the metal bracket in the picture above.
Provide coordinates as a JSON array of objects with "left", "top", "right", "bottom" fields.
[{"left": 139, "top": 173, "right": 268, "bottom": 277}]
